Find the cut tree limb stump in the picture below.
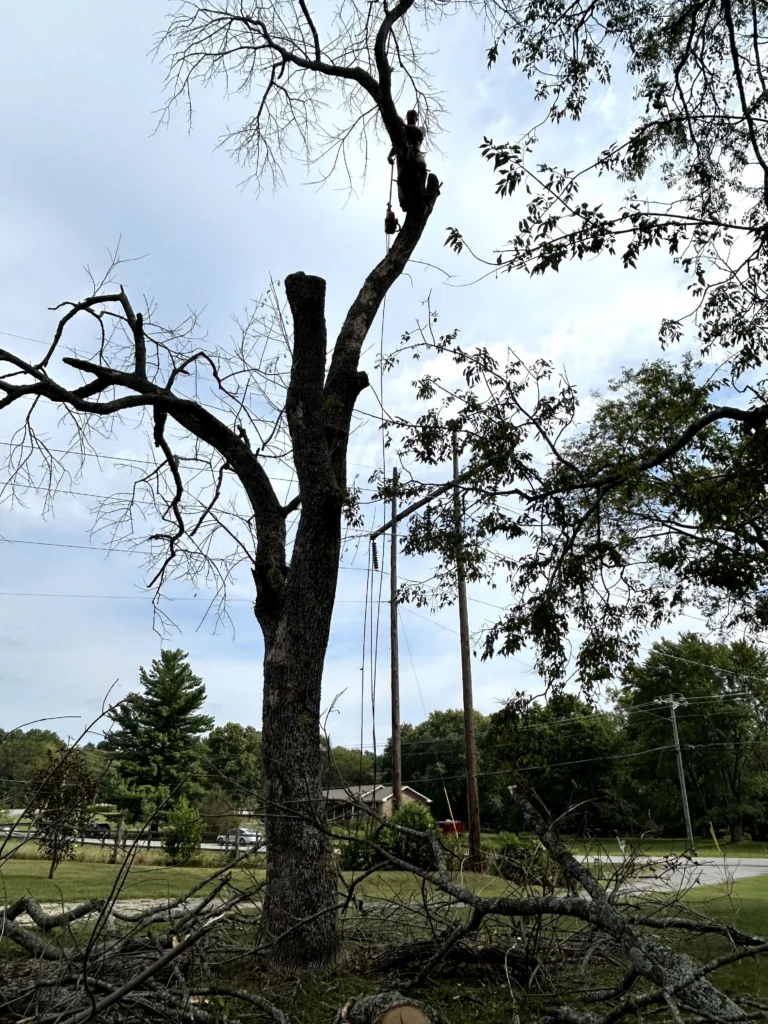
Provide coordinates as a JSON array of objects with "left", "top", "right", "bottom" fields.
[{"left": 334, "top": 991, "right": 442, "bottom": 1024}]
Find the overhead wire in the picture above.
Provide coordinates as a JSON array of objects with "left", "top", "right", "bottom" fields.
[{"left": 2, "top": 527, "right": 765, "bottom": 685}]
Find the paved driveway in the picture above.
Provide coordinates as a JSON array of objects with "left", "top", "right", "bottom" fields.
[{"left": 585, "top": 855, "right": 768, "bottom": 892}]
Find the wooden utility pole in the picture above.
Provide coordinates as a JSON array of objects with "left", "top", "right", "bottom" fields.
[
  {"left": 452, "top": 432, "right": 482, "bottom": 870},
  {"left": 655, "top": 694, "right": 696, "bottom": 855},
  {"left": 390, "top": 467, "right": 402, "bottom": 811}
]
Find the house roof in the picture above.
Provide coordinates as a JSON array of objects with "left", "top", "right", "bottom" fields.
[{"left": 323, "top": 784, "right": 432, "bottom": 805}]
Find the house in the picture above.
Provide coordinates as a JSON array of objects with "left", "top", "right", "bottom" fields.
[{"left": 323, "top": 784, "right": 432, "bottom": 821}]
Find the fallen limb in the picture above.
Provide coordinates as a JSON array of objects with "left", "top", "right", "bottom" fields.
[
  {"left": 4, "top": 897, "right": 105, "bottom": 931},
  {"left": 190, "top": 985, "right": 290, "bottom": 1024}
]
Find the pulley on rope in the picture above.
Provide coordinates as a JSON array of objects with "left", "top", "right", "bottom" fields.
[
  {"left": 384, "top": 203, "right": 400, "bottom": 235},
  {"left": 384, "top": 158, "right": 400, "bottom": 236}
]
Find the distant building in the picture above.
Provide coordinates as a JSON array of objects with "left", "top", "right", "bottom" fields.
[{"left": 323, "top": 783, "right": 432, "bottom": 821}]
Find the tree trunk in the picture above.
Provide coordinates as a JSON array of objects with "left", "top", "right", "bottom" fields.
[
  {"left": 255, "top": 221, "right": 435, "bottom": 967},
  {"left": 260, "top": 488, "right": 344, "bottom": 968},
  {"left": 732, "top": 818, "right": 744, "bottom": 843}
]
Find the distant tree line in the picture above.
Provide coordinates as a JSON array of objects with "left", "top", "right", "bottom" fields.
[
  {"left": 376, "top": 634, "right": 768, "bottom": 842},
  {"left": 4, "top": 635, "right": 768, "bottom": 845},
  {"left": 0, "top": 650, "right": 262, "bottom": 839}
]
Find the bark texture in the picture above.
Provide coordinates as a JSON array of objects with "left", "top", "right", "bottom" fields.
[
  {"left": 259, "top": 273, "right": 344, "bottom": 967},
  {"left": 333, "top": 992, "right": 442, "bottom": 1024}
]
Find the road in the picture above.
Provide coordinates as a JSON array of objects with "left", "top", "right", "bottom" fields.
[
  {"left": 1, "top": 829, "right": 246, "bottom": 853},
  {"left": 584, "top": 854, "right": 768, "bottom": 892},
  {"left": 5, "top": 827, "right": 768, "bottom": 891}
]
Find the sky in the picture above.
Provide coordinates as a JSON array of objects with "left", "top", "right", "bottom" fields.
[{"left": 0, "top": 1, "right": 699, "bottom": 750}]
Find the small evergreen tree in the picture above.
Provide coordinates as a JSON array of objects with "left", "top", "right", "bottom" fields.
[
  {"left": 104, "top": 649, "right": 213, "bottom": 808},
  {"left": 32, "top": 748, "right": 97, "bottom": 878}
]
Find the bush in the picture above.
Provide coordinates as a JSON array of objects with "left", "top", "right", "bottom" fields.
[
  {"left": 163, "top": 798, "right": 204, "bottom": 866},
  {"left": 484, "top": 831, "right": 564, "bottom": 888},
  {"left": 337, "top": 830, "right": 380, "bottom": 871},
  {"left": 390, "top": 801, "right": 437, "bottom": 870},
  {"left": 336, "top": 801, "right": 438, "bottom": 872}
]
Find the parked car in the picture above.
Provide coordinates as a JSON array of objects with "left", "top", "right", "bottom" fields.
[
  {"left": 216, "top": 827, "right": 263, "bottom": 848},
  {"left": 84, "top": 820, "right": 111, "bottom": 838}
]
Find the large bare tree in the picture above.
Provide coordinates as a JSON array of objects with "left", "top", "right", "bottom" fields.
[{"left": 0, "top": 0, "right": 489, "bottom": 968}]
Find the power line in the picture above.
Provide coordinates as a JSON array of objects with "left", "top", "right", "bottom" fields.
[
  {"left": 2, "top": 525, "right": 765, "bottom": 685},
  {"left": 328, "top": 698, "right": 754, "bottom": 752},
  {"left": 0, "top": 590, "right": 377, "bottom": 603},
  {"left": 0, "top": 444, "right": 378, "bottom": 494},
  {"left": 0, "top": 329, "right": 48, "bottom": 347},
  {"left": 0, "top": 532, "right": 761, "bottom": 684}
]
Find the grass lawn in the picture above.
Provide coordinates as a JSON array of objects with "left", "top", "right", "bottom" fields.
[
  {"left": 0, "top": 857, "right": 512, "bottom": 904},
  {"left": 0, "top": 860, "right": 260, "bottom": 903},
  {"left": 682, "top": 874, "right": 768, "bottom": 997},
  {"left": 687, "top": 874, "right": 768, "bottom": 937}
]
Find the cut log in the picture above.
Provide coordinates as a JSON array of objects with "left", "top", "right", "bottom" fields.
[{"left": 333, "top": 991, "right": 442, "bottom": 1024}]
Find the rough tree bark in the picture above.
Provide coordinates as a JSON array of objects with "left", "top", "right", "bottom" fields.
[
  {"left": 333, "top": 992, "right": 442, "bottom": 1024},
  {"left": 258, "top": 201, "right": 435, "bottom": 965}
]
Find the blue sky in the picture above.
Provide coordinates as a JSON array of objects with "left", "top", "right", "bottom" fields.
[{"left": 0, "top": 1, "right": 697, "bottom": 748}]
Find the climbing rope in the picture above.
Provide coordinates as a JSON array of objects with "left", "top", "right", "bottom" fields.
[{"left": 384, "top": 160, "right": 399, "bottom": 236}]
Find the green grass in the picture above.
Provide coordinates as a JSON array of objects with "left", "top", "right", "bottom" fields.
[
  {"left": 0, "top": 857, "right": 513, "bottom": 904},
  {"left": 0, "top": 859, "right": 261, "bottom": 902},
  {"left": 687, "top": 874, "right": 768, "bottom": 937},
  {"left": 680, "top": 874, "right": 768, "bottom": 997}
]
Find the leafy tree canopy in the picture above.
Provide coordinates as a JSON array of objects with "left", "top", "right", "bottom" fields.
[
  {"left": 380, "top": 709, "right": 504, "bottom": 826},
  {"left": 487, "top": 692, "right": 625, "bottom": 832},
  {"left": 0, "top": 728, "right": 64, "bottom": 809},
  {"left": 205, "top": 723, "right": 262, "bottom": 806},
  {"left": 32, "top": 748, "right": 97, "bottom": 879},
  {"left": 321, "top": 739, "right": 376, "bottom": 790},
  {"left": 618, "top": 634, "right": 768, "bottom": 840},
  {"left": 388, "top": 0, "right": 768, "bottom": 694}
]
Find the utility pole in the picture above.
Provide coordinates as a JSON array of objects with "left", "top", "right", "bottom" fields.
[
  {"left": 390, "top": 467, "right": 402, "bottom": 811},
  {"left": 655, "top": 694, "right": 696, "bottom": 855},
  {"left": 453, "top": 432, "right": 482, "bottom": 871}
]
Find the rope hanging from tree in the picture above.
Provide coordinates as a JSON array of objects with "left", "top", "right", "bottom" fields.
[{"left": 384, "top": 161, "right": 399, "bottom": 236}]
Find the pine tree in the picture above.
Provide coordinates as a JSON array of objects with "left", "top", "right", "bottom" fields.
[{"left": 105, "top": 649, "right": 213, "bottom": 808}]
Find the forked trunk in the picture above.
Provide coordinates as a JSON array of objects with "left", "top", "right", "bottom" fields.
[{"left": 255, "top": 215, "right": 435, "bottom": 968}]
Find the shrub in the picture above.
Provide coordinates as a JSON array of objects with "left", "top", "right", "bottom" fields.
[
  {"left": 163, "top": 798, "right": 204, "bottom": 866},
  {"left": 485, "top": 831, "right": 564, "bottom": 889},
  {"left": 336, "top": 802, "right": 438, "bottom": 872},
  {"left": 390, "top": 801, "right": 437, "bottom": 870},
  {"left": 337, "top": 831, "right": 380, "bottom": 871}
]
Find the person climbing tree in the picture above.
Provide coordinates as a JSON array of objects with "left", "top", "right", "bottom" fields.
[{"left": 388, "top": 109, "right": 428, "bottom": 213}]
